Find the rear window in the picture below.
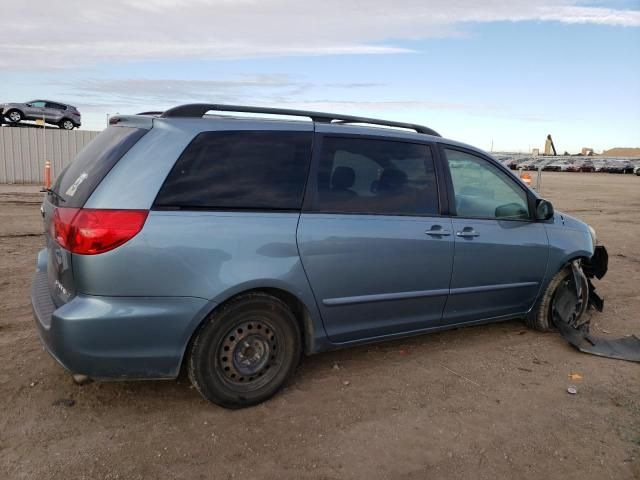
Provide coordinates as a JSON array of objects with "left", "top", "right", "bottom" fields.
[
  {"left": 51, "top": 126, "right": 148, "bottom": 207},
  {"left": 312, "top": 137, "right": 439, "bottom": 216},
  {"left": 46, "top": 102, "right": 66, "bottom": 110},
  {"left": 154, "top": 131, "right": 312, "bottom": 210}
]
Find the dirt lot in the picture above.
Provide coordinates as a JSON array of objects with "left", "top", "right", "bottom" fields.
[{"left": 0, "top": 173, "right": 638, "bottom": 480}]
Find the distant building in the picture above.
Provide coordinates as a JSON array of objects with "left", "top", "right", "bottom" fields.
[
  {"left": 581, "top": 147, "right": 594, "bottom": 156},
  {"left": 544, "top": 134, "right": 556, "bottom": 155}
]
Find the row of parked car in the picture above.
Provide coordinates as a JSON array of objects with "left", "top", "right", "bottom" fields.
[{"left": 499, "top": 156, "right": 640, "bottom": 175}]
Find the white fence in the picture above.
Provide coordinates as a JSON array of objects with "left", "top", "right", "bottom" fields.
[{"left": 0, "top": 127, "right": 100, "bottom": 184}]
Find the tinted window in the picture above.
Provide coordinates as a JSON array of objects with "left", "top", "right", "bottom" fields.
[
  {"left": 30, "top": 101, "right": 46, "bottom": 108},
  {"left": 312, "top": 137, "right": 438, "bottom": 215},
  {"left": 155, "top": 131, "right": 312, "bottom": 210},
  {"left": 46, "top": 102, "right": 66, "bottom": 110},
  {"left": 51, "top": 126, "right": 148, "bottom": 207},
  {"left": 444, "top": 149, "right": 529, "bottom": 220}
]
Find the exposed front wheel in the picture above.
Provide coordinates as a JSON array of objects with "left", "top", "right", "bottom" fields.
[
  {"left": 188, "top": 293, "right": 302, "bottom": 408},
  {"left": 528, "top": 265, "right": 589, "bottom": 331},
  {"left": 60, "top": 119, "right": 75, "bottom": 130}
]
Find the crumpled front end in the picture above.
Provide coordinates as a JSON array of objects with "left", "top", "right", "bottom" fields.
[
  {"left": 582, "top": 245, "right": 608, "bottom": 311},
  {"left": 553, "top": 245, "right": 640, "bottom": 363}
]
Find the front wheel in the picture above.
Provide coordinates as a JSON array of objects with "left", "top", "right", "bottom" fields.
[
  {"left": 188, "top": 293, "right": 302, "bottom": 408},
  {"left": 528, "top": 265, "right": 589, "bottom": 331},
  {"left": 7, "top": 110, "right": 22, "bottom": 123}
]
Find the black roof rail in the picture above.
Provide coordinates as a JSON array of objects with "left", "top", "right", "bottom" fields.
[
  {"left": 160, "top": 103, "right": 440, "bottom": 137},
  {"left": 136, "top": 111, "right": 164, "bottom": 116}
]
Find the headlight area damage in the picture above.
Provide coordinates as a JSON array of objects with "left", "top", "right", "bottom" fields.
[{"left": 553, "top": 246, "right": 640, "bottom": 362}]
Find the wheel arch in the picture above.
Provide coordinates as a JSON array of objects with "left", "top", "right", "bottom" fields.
[
  {"left": 179, "top": 283, "right": 325, "bottom": 376},
  {"left": 526, "top": 251, "right": 592, "bottom": 325},
  {"left": 5, "top": 108, "right": 23, "bottom": 120}
]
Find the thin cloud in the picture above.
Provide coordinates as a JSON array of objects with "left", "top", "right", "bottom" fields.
[
  {"left": 64, "top": 77, "right": 548, "bottom": 125},
  {"left": 1, "top": 1, "right": 638, "bottom": 69},
  {"left": 64, "top": 76, "right": 382, "bottom": 106}
]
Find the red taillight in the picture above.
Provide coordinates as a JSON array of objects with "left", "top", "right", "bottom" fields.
[{"left": 51, "top": 208, "right": 148, "bottom": 255}]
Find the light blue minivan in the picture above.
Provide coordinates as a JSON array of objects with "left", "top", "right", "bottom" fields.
[{"left": 32, "top": 104, "right": 607, "bottom": 408}]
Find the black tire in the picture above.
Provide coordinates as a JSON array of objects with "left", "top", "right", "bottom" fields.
[
  {"left": 59, "top": 119, "right": 75, "bottom": 130},
  {"left": 6, "top": 109, "right": 22, "bottom": 123},
  {"left": 188, "top": 293, "right": 301, "bottom": 408},
  {"left": 527, "top": 265, "right": 589, "bottom": 331}
]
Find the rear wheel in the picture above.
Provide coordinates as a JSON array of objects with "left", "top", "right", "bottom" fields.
[
  {"left": 528, "top": 265, "right": 589, "bottom": 331},
  {"left": 60, "top": 119, "right": 75, "bottom": 130},
  {"left": 188, "top": 293, "right": 301, "bottom": 408}
]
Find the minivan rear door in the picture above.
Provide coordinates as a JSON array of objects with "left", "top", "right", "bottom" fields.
[
  {"left": 43, "top": 125, "right": 149, "bottom": 306},
  {"left": 297, "top": 131, "right": 454, "bottom": 343}
]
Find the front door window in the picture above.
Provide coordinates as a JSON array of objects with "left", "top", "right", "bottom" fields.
[{"left": 445, "top": 149, "right": 529, "bottom": 220}]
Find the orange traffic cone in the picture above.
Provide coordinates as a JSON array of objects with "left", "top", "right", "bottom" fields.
[{"left": 520, "top": 172, "right": 532, "bottom": 187}]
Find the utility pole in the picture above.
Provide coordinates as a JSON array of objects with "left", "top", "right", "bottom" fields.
[{"left": 42, "top": 111, "right": 46, "bottom": 176}]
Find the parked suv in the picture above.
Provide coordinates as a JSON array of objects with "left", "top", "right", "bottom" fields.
[
  {"left": 31, "top": 104, "right": 607, "bottom": 408},
  {"left": 1, "top": 100, "right": 81, "bottom": 129}
]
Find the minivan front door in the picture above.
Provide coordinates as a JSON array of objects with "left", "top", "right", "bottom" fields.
[
  {"left": 441, "top": 147, "right": 549, "bottom": 325},
  {"left": 297, "top": 134, "right": 454, "bottom": 343}
]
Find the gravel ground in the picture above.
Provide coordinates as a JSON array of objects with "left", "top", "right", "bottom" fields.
[{"left": 0, "top": 173, "right": 638, "bottom": 480}]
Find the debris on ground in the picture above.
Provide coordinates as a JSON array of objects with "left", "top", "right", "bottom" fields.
[
  {"left": 555, "top": 320, "right": 640, "bottom": 362},
  {"left": 569, "top": 372, "right": 583, "bottom": 381},
  {"left": 552, "top": 254, "right": 640, "bottom": 363},
  {"left": 440, "top": 364, "right": 481, "bottom": 387},
  {"left": 52, "top": 398, "right": 76, "bottom": 407},
  {"left": 567, "top": 386, "right": 578, "bottom": 395}
]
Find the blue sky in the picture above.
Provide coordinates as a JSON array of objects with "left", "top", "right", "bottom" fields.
[{"left": 2, "top": 1, "right": 639, "bottom": 152}]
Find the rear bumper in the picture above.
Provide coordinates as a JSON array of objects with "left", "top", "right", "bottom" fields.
[{"left": 31, "top": 252, "right": 212, "bottom": 378}]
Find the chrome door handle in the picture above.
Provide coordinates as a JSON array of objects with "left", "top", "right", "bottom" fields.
[
  {"left": 456, "top": 229, "right": 479, "bottom": 238},
  {"left": 425, "top": 226, "right": 451, "bottom": 236}
]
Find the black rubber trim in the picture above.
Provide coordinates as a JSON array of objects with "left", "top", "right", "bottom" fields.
[
  {"left": 31, "top": 270, "right": 55, "bottom": 328},
  {"left": 584, "top": 245, "right": 608, "bottom": 280}
]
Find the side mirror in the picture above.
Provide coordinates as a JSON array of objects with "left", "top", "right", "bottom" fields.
[{"left": 535, "top": 199, "right": 554, "bottom": 221}]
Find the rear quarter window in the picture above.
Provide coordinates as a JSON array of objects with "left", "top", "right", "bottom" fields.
[
  {"left": 154, "top": 131, "right": 312, "bottom": 210},
  {"left": 51, "top": 126, "right": 148, "bottom": 207}
]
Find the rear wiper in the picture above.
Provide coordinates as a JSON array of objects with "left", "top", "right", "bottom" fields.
[{"left": 40, "top": 187, "right": 66, "bottom": 203}]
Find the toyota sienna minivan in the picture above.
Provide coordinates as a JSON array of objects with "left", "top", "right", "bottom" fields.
[{"left": 32, "top": 104, "right": 607, "bottom": 408}]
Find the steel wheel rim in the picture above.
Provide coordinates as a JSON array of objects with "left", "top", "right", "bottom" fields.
[
  {"left": 9, "top": 112, "right": 20, "bottom": 121},
  {"left": 63, "top": 121, "right": 73, "bottom": 129},
  {"left": 216, "top": 317, "right": 281, "bottom": 390}
]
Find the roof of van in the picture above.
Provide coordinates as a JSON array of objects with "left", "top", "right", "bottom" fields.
[{"left": 126, "top": 103, "right": 486, "bottom": 156}]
